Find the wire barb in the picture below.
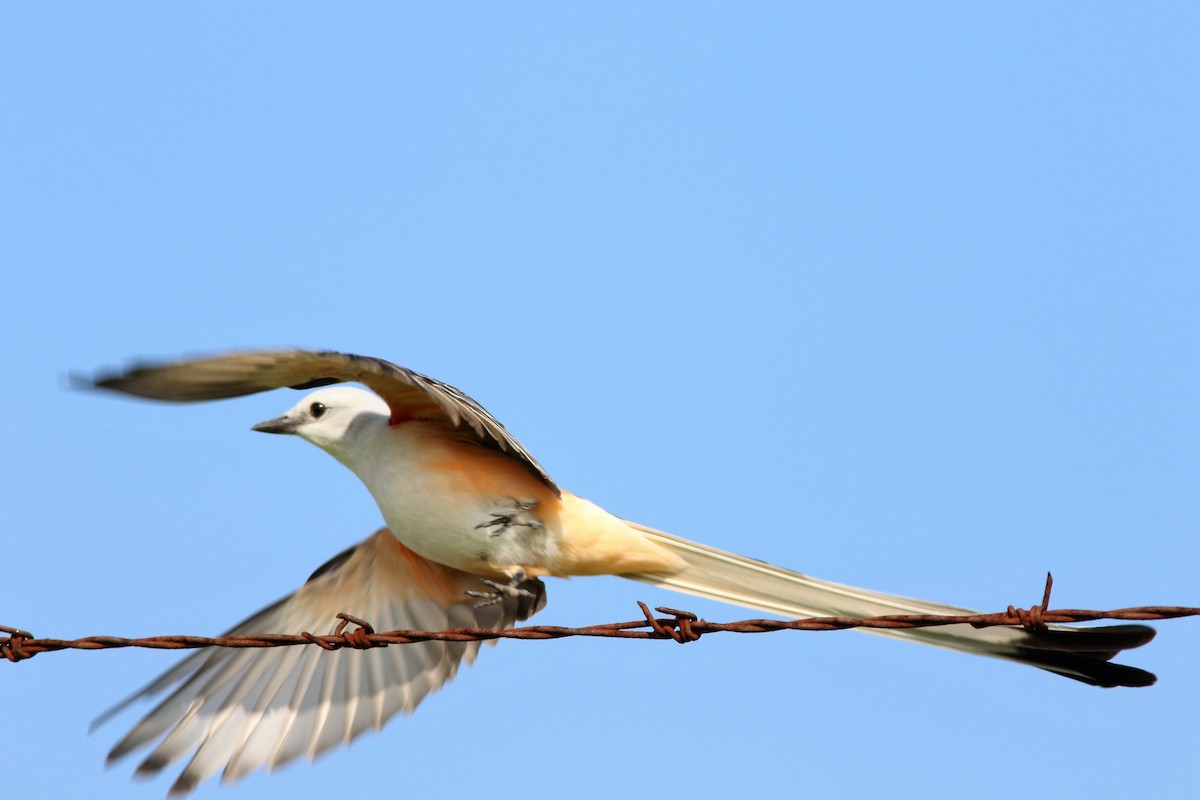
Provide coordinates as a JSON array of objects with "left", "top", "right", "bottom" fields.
[
  {"left": 0, "top": 626, "right": 34, "bottom": 662},
  {"left": 300, "top": 613, "right": 379, "bottom": 651},
  {"left": 982, "top": 572, "right": 1055, "bottom": 633},
  {"left": 638, "top": 603, "right": 703, "bottom": 643},
  {"left": 4, "top": 601, "right": 1196, "bottom": 662}
]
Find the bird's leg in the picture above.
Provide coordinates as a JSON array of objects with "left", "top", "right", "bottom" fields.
[
  {"left": 466, "top": 569, "right": 539, "bottom": 608},
  {"left": 474, "top": 499, "right": 543, "bottom": 538}
]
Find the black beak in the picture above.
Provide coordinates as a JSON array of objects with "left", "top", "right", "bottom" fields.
[{"left": 251, "top": 415, "right": 299, "bottom": 435}]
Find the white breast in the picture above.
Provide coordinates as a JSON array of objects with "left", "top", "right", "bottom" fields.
[{"left": 346, "top": 422, "right": 563, "bottom": 577}]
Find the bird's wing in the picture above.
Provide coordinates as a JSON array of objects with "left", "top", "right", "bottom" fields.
[
  {"left": 95, "top": 528, "right": 546, "bottom": 796},
  {"left": 87, "top": 349, "right": 556, "bottom": 492}
]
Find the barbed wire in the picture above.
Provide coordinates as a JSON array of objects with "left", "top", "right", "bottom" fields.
[{"left": 4, "top": 594, "right": 1197, "bottom": 663}]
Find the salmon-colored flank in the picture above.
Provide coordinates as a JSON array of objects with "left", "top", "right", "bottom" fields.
[{"left": 421, "top": 436, "right": 560, "bottom": 509}]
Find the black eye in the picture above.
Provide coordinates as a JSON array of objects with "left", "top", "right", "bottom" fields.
[{"left": 309, "top": 402, "right": 327, "bottom": 418}]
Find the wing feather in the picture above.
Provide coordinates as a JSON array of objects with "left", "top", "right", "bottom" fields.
[
  {"left": 87, "top": 349, "right": 556, "bottom": 492},
  {"left": 95, "top": 528, "right": 547, "bottom": 794}
]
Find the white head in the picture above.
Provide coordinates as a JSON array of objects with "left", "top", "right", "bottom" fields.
[{"left": 252, "top": 386, "right": 390, "bottom": 463}]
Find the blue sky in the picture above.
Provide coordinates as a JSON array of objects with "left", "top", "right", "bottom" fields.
[{"left": 3, "top": 4, "right": 1197, "bottom": 798}]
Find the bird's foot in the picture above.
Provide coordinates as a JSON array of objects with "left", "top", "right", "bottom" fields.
[
  {"left": 466, "top": 570, "right": 538, "bottom": 608},
  {"left": 475, "top": 499, "right": 543, "bottom": 538}
]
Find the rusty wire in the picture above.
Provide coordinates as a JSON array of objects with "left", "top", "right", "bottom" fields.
[{"left": 4, "top": 593, "right": 1198, "bottom": 663}]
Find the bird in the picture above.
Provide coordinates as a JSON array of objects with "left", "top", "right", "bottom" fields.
[{"left": 85, "top": 348, "right": 1157, "bottom": 794}]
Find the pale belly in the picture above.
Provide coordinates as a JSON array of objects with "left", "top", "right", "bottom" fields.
[
  {"left": 356, "top": 440, "right": 563, "bottom": 577},
  {"left": 342, "top": 423, "right": 682, "bottom": 580}
]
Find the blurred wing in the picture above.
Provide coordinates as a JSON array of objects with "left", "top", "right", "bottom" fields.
[
  {"left": 87, "top": 349, "right": 556, "bottom": 492},
  {"left": 95, "top": 528, "right": 546, "bottom": 795}
]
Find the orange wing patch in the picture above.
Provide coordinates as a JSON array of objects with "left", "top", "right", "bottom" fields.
[
  {"left": 291, "top": 528, "right": 479, "bottom": 620},
  {"left": 372, "top": 530, "right": 474, "bottom": 605}
]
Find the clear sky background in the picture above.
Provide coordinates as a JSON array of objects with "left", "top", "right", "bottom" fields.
[{"left": 3, "top": 4, "right": 1197, "bottom": 799}]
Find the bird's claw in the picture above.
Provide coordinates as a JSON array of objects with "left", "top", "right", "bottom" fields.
[
  {"left": 475, "top": 499, "right": 543, "bottom": 538},
  {"left": 466, "top": 574, "right": 538, "bottom": 608}
]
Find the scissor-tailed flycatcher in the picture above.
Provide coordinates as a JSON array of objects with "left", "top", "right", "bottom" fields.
[{"left": 87, "top": 349, "right": 1156, "bottom": 794}]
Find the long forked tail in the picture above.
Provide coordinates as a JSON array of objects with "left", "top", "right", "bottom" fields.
[{"left": 622, "top": 523, "right": 1156, "bottom": 687}]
